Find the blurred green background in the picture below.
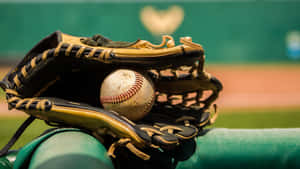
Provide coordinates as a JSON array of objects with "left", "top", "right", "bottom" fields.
[
  {"left": 0, "top": 0, "right": 299, "bottom": 63},
  {"left": 0, "top": 0, "right": 300, "bottom": 149}
]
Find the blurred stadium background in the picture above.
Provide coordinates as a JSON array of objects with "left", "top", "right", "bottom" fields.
[{"left": 0, "top": 0, "right": 300, "bottom": 148}]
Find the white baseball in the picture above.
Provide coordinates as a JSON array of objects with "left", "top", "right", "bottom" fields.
[{"left": 100, "top": 69, "right": 155, "bottom": 121}]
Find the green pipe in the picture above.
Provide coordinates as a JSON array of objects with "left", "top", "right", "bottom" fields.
[
  {"left": 176, "top": 128, "right": 300, "bottom": 169},
  {"left": 27, "top": 130, "right": 114, "bottom": 169}
]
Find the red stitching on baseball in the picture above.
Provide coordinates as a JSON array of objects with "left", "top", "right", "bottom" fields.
[{"left": 100, "top": 71, "right": 144, "bottom": 104}]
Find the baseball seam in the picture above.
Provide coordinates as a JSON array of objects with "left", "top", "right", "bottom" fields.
[
  {"left": 100, "top": 71, "right": 144, "bottom": 104},
  {"left": 142, "top": 92, "right": 155, "bottom": 115}
]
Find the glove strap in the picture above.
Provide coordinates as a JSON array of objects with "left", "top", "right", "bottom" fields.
[
  {"left": 107, "top": 138, "right": 150, "bottom": 160},
  {"left": 0, "top": 116, "right": 35, "bottom": 157}
]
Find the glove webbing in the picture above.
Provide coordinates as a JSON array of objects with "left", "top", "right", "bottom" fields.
[
  {"left": 153, "top": 69, "right": 219, "bottom": 107},
  {"left": 148, "top": 63, "right": 221, "bottom": 127}
]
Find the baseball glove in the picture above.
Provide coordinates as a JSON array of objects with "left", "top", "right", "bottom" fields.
[{"left": 0, "top": 31, "right": 222, "bottom": 160}]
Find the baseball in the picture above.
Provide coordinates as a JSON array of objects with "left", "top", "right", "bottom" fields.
[{"left": 100, "top": 69, "right": 155, "bottom": 121}]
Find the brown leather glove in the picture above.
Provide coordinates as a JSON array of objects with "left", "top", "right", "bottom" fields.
[{"left": 0, "top": 31, "right": 222, "bottom": 160}]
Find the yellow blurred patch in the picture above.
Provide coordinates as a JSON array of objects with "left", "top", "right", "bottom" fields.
[{"left": 140, "top": 5, "right": 184, "bottom": 36}]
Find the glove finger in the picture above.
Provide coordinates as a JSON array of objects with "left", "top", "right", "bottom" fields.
[
  {"left": 137, "top": 124, "right": 179, "bottom": 149},
  {"left": 152, "top": 134, "right": 178, "bottom": 150},
  {"left": 154, "top": 123, "right": 198, "bottom": 140}
]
